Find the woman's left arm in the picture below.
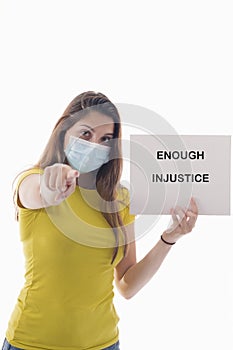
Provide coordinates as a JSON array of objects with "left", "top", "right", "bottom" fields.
[{"left": 114, "top": 198, "right": 198, "bottom": 299}]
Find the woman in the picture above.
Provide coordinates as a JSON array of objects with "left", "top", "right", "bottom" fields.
[{"left": 2, "top": 91, "right": 198, "bottom": 350}]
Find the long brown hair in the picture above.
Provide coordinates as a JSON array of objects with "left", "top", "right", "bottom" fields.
[{"left": 34, "top": 91, "right": 128, "bottom": 263}]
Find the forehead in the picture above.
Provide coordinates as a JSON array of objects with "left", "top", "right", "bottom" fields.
[{"left": 74, "top": 111, "right": 114, "bottom": 129}]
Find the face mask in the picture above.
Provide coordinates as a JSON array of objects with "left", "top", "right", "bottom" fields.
[{"left": 64, "top": 136, "right": 111, "bottom": 174}]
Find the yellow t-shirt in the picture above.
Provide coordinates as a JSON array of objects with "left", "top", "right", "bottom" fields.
[{"left": 6, "top": 168, "right": 136, "bottom": 350}]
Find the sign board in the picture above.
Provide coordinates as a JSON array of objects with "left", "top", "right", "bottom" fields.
[{"left": 130, "top": 135, "right": 231, "bottom": 215}]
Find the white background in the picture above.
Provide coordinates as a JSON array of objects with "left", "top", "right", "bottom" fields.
[{"left": 0, "top": 1, "right": 233, "bottom": 349}]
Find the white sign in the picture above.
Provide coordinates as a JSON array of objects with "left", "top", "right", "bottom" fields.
[{"left": 130, "top": 135, "right": 231, "bottom": 215}]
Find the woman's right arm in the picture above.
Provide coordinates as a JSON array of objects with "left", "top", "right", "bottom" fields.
[{"left": 18, "top": 164, "right": 79, "bottom": 209}]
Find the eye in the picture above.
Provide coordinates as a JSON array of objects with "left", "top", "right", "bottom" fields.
[
  {"left": 80, "top": 130, "right": 92, "bottom": 139},
  {"left": 101, "top": 136, "right": 112, "bottom": 144}
]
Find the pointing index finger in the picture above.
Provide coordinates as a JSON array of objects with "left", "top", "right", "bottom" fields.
[{"left": 66, "top": 169, "right": 79, "bottom": 184}]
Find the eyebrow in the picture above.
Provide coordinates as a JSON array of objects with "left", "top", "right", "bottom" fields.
[{"left": 80, "top": 124, "right": 114, "bottom": 136}]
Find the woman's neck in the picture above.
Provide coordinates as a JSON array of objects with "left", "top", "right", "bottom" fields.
[{"left": 76, "top": 171, "right": 98, "bottom": 190}]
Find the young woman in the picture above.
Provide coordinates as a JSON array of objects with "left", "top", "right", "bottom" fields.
[{"left": 2, "top": 91, "right": 198, "bottom": 350}]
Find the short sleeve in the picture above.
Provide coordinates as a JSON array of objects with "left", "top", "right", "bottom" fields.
[
  {"left": 123, "top": 204, "right": 136, "bottom": 226},
  {"left": 14, "top": 167, "right": 43, "bottom": 208},
  {"left": 118, "top": 186, "right": 137, "bottom": 226}
]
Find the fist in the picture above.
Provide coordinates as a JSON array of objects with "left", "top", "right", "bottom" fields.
[{"left": 40, "top": 163, "right": 79, "bottom": 206}]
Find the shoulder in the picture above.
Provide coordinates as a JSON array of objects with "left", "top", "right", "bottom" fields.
[
  {"left": 14, "top": 167, "right": 44, "bottom": 208},
  {"left": 15, "top": 167, "right": 44, "bottom": 187}
]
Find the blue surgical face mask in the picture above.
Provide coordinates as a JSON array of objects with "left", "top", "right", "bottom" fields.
[{"left": 64, "top": 136, "right": 111, "bottom": 174}]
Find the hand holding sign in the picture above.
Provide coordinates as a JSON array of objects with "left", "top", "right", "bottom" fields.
[{"left": 162, "top": 197, "right": 199, "bottom": 244}]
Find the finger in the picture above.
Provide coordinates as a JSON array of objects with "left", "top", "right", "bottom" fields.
[
  {"left": 176, "top": 208, "right": 189, "bottom": 231},
  {"left": 187, "top": 218, "right": 196, "bottom": 230},
  {"left": 187, "top": 213, "right": 197, "bottom": 229},
  {"left": 56, "top": 166, "right": 76, "bottom": 192},
  {"left": 66, "top": 169, "right": 79, "bottom": 185},
  {"left": 64, "top": 181, "right": 76, "bottom": 197},
  {"left": 170, "top": 209, "right": 178, "bottom": 227},
  {"left": 170, "top": 208, "right": 181, "bottom": 231},
  {"left": 186, "top": 197, "right": 198, "bottom": 223},
  {"left": 55, "top": 181, "right": 76, "bottom": 201},
  {"left": 55, "top": 165, "right": 66, "bottom": 192},
  {"left": 47, "top": 171, "right": 57, "bottom": 191},
  {"left": 174, "top": 206, "right": 187, "bottom": 223},
  {"left": 170, "top": 208, "right": 178, "bottom": 222},
  {"left": 190, "top": 197, "right": 198, "bottom": 214},
  {"left": 185, "top": 210, "right": 197, "bottom": 217}
]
